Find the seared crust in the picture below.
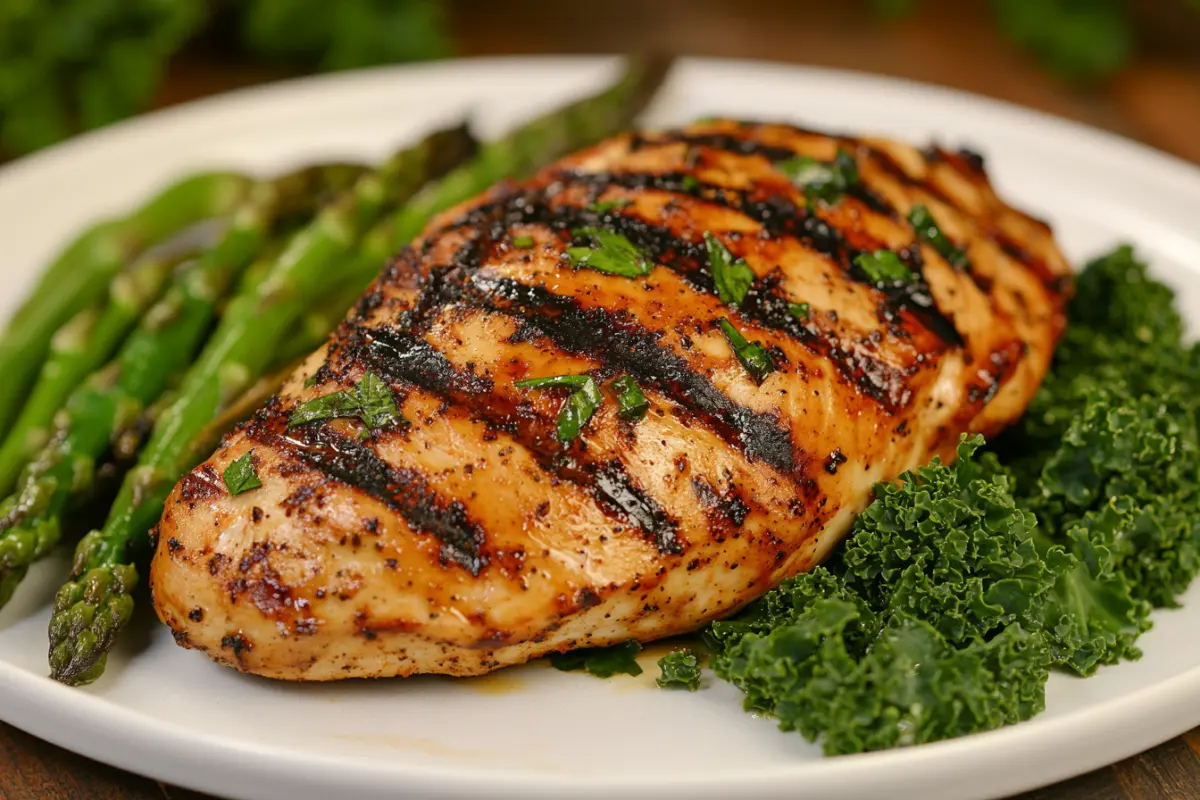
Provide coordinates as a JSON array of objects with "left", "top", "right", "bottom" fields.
[{"left": 150, "top": 120, "right": 1071, "bottom": 680}]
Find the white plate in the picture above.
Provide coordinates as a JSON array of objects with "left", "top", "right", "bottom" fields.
[{"left": 1, "top": 56, "right": 1199, "bottom": 800}]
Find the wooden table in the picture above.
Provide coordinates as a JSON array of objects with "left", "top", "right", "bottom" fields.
[{"left": 3, "top": 1, "right": 1199, "bottom": 798}]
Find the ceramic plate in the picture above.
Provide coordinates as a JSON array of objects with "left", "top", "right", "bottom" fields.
[{"left": 1, "top": 56, "right": 1198, "bottom": 800}]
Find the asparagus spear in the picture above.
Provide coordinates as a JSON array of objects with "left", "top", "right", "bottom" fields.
[
  {"left": 46, "top": 125, "right": 477, "bottom": 684},
  {"left": 0, "top": 172, "right": 255, "bottom": 434},
  {"left": 0, "top": 165, "right": 366, "bottom": 609},
  {"left": 0, "top": 237, "right": 210, "bottom": 495},
  {"left": 48, "top": 56, "right": 673, "bottom": 685}
]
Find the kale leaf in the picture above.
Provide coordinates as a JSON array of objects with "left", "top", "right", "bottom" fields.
[
  {"left": 709, "top": 244, "right": 1200, "bottom": 753},
  {"left": 656, "top": 648, "right": 702, "bottom": 690}
]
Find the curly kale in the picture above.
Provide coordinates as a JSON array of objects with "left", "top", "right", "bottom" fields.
[
  {"left": 711, "top": 437, "right": 1057, "bottom": 753},
  {"left": 709, "top": 245, "right": 1200, "bottom": 752},
  {"left": 656, "top": 648, "right": 702, "bottom": 690}
]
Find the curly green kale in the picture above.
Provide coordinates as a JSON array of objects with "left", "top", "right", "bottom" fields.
[
  {"left": 710, "top": 437, "right": 1057, "bottom": 753},
  {"left": 708, "top": 245, "right": 1200, "bottom": 754},
  {"left": 656, "top": 648, "right": 702, "bottom": 690}
]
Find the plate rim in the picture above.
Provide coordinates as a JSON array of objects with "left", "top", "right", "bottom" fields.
[{"left": 1, "top": 54, "right": 1198, "bottom": 800}]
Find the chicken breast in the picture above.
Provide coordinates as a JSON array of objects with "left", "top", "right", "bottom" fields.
[{"left": 150, "top": 120, "right": 1072, "bottom": 680}]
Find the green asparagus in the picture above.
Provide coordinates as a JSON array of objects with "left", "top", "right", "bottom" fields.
[
  {"left": 0, "top": 172, "right": 254, "bottom": 434},
  {"left": 47, "top": 125, "right": 476, "bottom": 685},
  {"left": 0, "top": 240, "right": 207, "bottom": 495},
  {"left": 48, "top": 56, "right": 673, "bottom": 686},
  {"left": 0, "top": 165, "right": 365, "bottom": 612}
]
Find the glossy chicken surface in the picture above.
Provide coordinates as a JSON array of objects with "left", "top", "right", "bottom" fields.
[{"left": 151, "top": 120, "right": 1072, "bottom": 680}]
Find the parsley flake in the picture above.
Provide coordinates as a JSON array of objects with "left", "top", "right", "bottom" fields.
[
  {"left": 705, "top": 232, "right": 755, "bottom": 306},
  {"left": 590, "top": 198, "right": 631, "bottom": 214},
  {"left": 788, "top": 302, "right": 812, "bottom": 321},
  {"left": 610, "top": 375, "right": 650, "bottom": 422},
  {"left": 516, "top": 374, "right": 602, "bottom": 444},
  {"left": 566, "top": 228, "right": 653, "bottom": 278},
  {"left": 718, "top": 318, "right": 775, "bottom": 383},
  {"left": 909, "top": 204, "right": 970, "bottom": 271},
  {"left": 287, "top": 371, "right": 401, "bottom": 431},
  {"left": 511, "top": 234, "right": 534, "bottom": 248},
  {"left": 855, "top": 250, "right": 915, "bottom": 284},
  {"left": 777, "top": 149, "right": 859, "bottom": 205},
  {"left": 223, "top": 451, "right": 262, "bottom": 496}
]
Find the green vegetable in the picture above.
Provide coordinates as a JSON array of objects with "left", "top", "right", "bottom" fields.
[
  {"left": 511, "top": 235, "right": 535, "bottom": 248},
  {"left": 909, "top": 204, "right": 970, "bottom": 271},
  {"left": 610, "top": 376, "right": 650, "bottom": 422},
  {"left": 223, "top": 452, "right": 262, "bottom": 496},
  {"left": 516, "top": 374, "right": 603, "bottom": 444},
  {"left": 288, "top": 371, "right": 401, "bottom": 431},
  {"left": 788, "top": 302, "right": 811, "bottom": 321},
  {"left": 708, "top": 243, "right": 1200, "bottom": 754},
  {"left": 705, "top": 232, "right": 755, "bottom": 306},
  {"left": 718, "top": 319, "right": 774, "bottom": 383},
  {"left": 514, "top": 375, "right": 592, "bottom": 391},
  {"left": 240, "top": 0, "right": 449, "bottom": 71},
  {"left": 550, "top": 640, "right": 643, "bottom": 678},
  {"left": 591, "top": 199, "right": 631, "bottom": 214},
  {"left": 656, "top": 649, "right": 701, "bottom": 690},
  {"left": 855, "top": 250, "right": 914, "bottom": 284},
  {"left": 709, "top": 437, "right": 1054, "bottom": 753},
  {"left": 0, "top": 171, "right": 252, "bottom": 441},
  {"left": 776, "top": 150, "right": 858, "bottom": 205},
  {"left": 566, "top": 228, "right": 653, "bottom": 278}
]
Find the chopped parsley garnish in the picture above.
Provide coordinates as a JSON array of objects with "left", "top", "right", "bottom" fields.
[
  {"left": 566, "top": 228, "right": 653, "bottom": 278},
  {"left": 590, "top": 198, "right": 631, "bottom": 214},
  {"left": 788, "top": 302, "right": 812, "bottom": 321},
  {"left": 680, "top": 175, "right": 700, "bottom": 191},
  {"left": 550, "top": 640, "right": 643, "bottom": 678},
  {"left": 514, "top": 374, "right": 592, "bottom": 391},
  {"left": 511, "top": 234, "right": 534, "bottom": 248},
  {"left": 855, "top": 249, "right": 915, "bottom": 284},
  {"left": 777, "top": 149, "right": 859, "bottom": 205},
  {"left": 656, "top": 648, "right": 701, "bottom": 690},
  {"left": 704, "top": 232, "right": 755, "bottom": 306},
  {"left": 718, "top": 318, "right": 775, "bottom": 383},
  {"left": 287, "top": 371, "right": 401, "bottom": 431},
  {"left": 610, "top": 375, "right": 650, "bottom": 422},
  {"left": 516, "top": 374, "right": 602, "bottom": 444},
  {"left": 909, "top": 204, "right": 970, "bottom": 271},
  {"left": 222, "top": 451, "right": 261, "bottom": 496}
]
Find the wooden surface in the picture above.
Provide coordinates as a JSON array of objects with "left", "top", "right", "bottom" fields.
[{"left": 3, "top": 1, "right": 1200, "bottom": 798}]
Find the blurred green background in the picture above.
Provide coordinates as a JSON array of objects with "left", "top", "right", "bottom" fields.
[{"left": 2, "top": 0, "right": 1198, "bottom": 161}]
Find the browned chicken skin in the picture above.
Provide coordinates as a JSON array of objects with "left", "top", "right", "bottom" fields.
[{"left": 150, "top": 120, "right": 1072, "bottom": 680}]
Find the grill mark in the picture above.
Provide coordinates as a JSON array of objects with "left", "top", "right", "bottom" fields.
[
  {"left": 248, "top": 420, "right": 487, "bottom": 575},
  {"left": 592, "top": 461, "right": 681, "bottom": 554},
  {"left": 466, "top": 274, "right": 797, "bottom": 473},
  {"left": 435, "top": 187, "right": 943, "bottom": 408},
  {"left": 354, "top": 326, "right": 687, "bottom": 555},
  {"left": 431, "top": 179, "right": 959, "bottom": 366}
]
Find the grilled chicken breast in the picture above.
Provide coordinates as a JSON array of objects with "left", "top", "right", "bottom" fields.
[{"left": 151, "top": 120, "right": 1072, "bottom": 680}]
